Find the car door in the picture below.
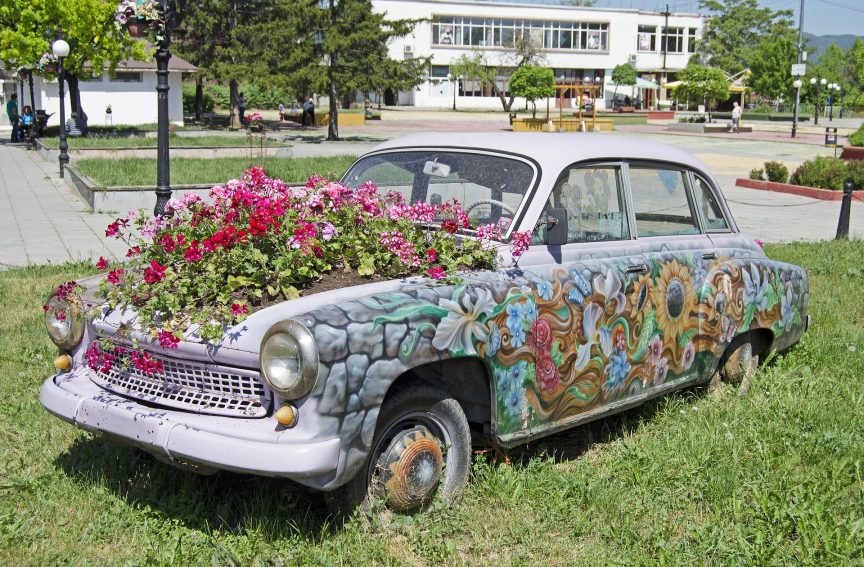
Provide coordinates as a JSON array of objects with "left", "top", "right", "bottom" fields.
[
  {"left": 498, "top": 162, "right": 650, "bottom": 442},
  {"left": 625, "top": 162, "right": 721, "bottom": 393}
]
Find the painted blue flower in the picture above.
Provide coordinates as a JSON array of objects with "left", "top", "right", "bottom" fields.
[
  {"left": 486, "top": 322, "right": 501, "bottom": 357},
  {"left": 510, "top": 324, "right": 526, "bottom": 348},
  {"left": 507, "top": 360, "right": 527, "bottom": 386},
  {"left": 506, "top": 302, "right": 523, "bottom": 333},
  {"left": 523, "top": 299, "right": 538, "bottom": 323},
  {"left": 779, "top": 284, "right": 795, "bottom": 332},
  {"left": 495, "top": 367, "right": 510, "bottom": 393},
  {"left": 534, "top": 279, "right": 554, "bottom": 301},
  {"left": 504, "top": 386, "right": 526, "bottom": 418},
  {"left": 743, "top": 265, "right": 769, "bottom": 311},
  {"left": 604, "top": 349, "right": 632, "bottom": 394},
  {"left": 568, "top": 269, "right": 591, "bottom": 305}
]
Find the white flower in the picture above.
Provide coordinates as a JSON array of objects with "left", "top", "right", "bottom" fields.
[
  {"left": 575, "top": 302, "right": 613, "bottom": 370},
  {"left": 593, "top": 268, "right": 626, "bottom": 314},
  {"left": 432, "top": 289, "right": 496, "bottom": 356}
]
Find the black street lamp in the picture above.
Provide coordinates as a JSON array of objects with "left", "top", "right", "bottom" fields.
[
  {"left": 447, "top": 73, "right": 461, "bottom": 111},
  {"left": 828, "top": 83, "right": 840, "bottom": 121},
  {"left": 791, "top": 78, "right": 802, "bottom": 138},
  {"left": 52, "top": 37, "right": 70, "bottom": 178},
  {"left": 153, "top": 0, "right": 173, "bottom": 217},
  {"left": 809, "top": 76, "right": 824, "bottom": 126}
]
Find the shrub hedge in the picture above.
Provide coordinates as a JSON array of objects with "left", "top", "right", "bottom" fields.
[{"left": 789, "top": 157, "right": 864, "bottom": 190}]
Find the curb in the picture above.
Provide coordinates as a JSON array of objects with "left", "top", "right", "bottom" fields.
[{"left": 735, "top": 178, "right": 864, "bottom": 201}]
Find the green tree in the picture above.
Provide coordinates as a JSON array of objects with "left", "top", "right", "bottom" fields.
[
  {"left": 509, "top": 65, "right": 554, "bottom": 118},
  {"left": 0, "top": 0, "right": 145, "bottom": 118},
  {"left": 695, "top": 0, "right": 796, "bottom": 75},
  {"left": 287, "top": 0, "right": 424, "bottom": 141},
  {"left": 674, "top": 64, "right": 730, "bottom": 115},
  {"left": 748, "top": 31, "right": 797, "bottom": 100},
  {"left": 610, "top": 62, "right": 637, "bottom": 102},
  {"left": 846, "top": 39, "right": 864, "bottom": 106}
]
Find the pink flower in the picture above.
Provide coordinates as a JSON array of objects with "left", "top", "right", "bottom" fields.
[
  {"left": 427, "top": 266, "right": 446, "bottom": 280},
  {"left": 442, "top": 219, "right": 458, "bottom": 234},
  {"left": 231, "top": 303, "right": 248, "bottom": 315},
  {"left": 427, "top": 248, "right": 438, "bottom": 262},
  {"left": 157, "top": 330, "right": 180, "bottom": 349},
  {"left": 755, "top": 238, "right": 764, "bottom": 249},
  {"left": 184, "top": 241, "right": 203, "bottom": 263},
  {"left": 96, "top": 257, "right": 108, "bottom": 270},
  {"left": 143, "top": 261, "right": 167, "bottom": 284},
  {"left": 106, "top": 269, "right": 125, "bottom": 284},
  {"left": 682, "top": 340, "right": 696, "bottom": 371},
  {"left": 130, "top": 350, "right": 163, "bottom": 376},
  {"left": 510, "top": 230, "right": 532, "bottom": 259},
  {"left": 536, "top": 354, "right": 561, "bottom": 392}
]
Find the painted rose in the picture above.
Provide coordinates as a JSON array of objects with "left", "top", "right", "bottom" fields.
[
  {"left": 536, "top": 354, "right": 561, "bottom": 393},
  {"left": 528, "top": 317, "right": 554, "bottom": 354}
]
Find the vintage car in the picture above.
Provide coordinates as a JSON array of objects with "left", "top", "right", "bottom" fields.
[{"left": 40, "top": 133, "right": 809, "bottom": 513}]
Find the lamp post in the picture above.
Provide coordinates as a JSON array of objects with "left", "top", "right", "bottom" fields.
[
  {"left": 828, "top": 83, "right": 840, "bottom": 121},
  {"left": 153, "top": 0, "right": 172, "bottom": 217},
  {"left": 810, "top": 77, "right": 820, "bottom": 125},
  {"left": 791, "top": 78, "right": 802, "bottom": 138},
  {"left": 52, "top": 38, "right": 70, "bottom": 178},
  {"left": 447, "top": 73, "right": 460, "bottom": 111}
]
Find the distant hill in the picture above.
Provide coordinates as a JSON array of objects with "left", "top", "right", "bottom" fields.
[{"left": 805, "top": 33, "right": 862, "bottom": 61}]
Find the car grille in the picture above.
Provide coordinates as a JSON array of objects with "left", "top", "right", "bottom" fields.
[{"left": 90, "top": 350, "right": 270, "bottom": 418}]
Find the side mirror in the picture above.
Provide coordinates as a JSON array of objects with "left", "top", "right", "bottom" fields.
[{"left": 544, "top": 207, "right": 568, "bottom": 246}]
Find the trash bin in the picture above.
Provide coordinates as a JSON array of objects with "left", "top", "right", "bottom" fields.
[{"left": 825, "top": 127, "right": 837, "bottom": 147}]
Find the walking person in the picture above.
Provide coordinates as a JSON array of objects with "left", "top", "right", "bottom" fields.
[
  {"left": 303, "top": 97, "right": 315, "bottom": 126},
  {"left": 278, "top": 102, "right": 285, "bottom": 122},
  {"left": 6, "top": 93, "right": 20, "bottom": 142},
  {"left": 729, "top": 101, "right": 742, "bottom": 133}
]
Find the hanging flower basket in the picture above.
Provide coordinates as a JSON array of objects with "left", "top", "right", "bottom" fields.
[
  {"left": 126, "top": 20, "right": 149, "bottom": 38},
  {"left": 43, "top": 64, "right": 57, "bottom": 74}
]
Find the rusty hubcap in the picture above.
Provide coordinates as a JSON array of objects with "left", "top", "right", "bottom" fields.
[{"left": 376, "top": 426, "right": 443, "bottom": 512}]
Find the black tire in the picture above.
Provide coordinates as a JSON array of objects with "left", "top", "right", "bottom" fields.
[{"left": 325, "top": 385, "right": 471, "bottom": 517}]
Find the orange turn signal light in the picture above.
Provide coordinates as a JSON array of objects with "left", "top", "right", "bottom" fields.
[
  {"left": 54, "top": 354, "right": 73, "bottom": 371},
  {"left": 275, "top": 403, "right": 298, "bottom": 428}
]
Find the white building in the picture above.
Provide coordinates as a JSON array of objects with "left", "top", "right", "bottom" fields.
[
  {"left": 3, "top": 56, "right": 195, "bottom": 128},
  {"left": 372, "top": 0, "right": 705, "bottom": 110}
]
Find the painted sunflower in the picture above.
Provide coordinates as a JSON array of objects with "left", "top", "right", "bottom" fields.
[{"left": 653, "top": 259, "right": 697, "bottom": 341}]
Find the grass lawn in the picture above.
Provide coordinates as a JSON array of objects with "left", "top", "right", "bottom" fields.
[
  {"left": 1, "top": 241, "right": 862, "bottom": 565},
  {"left": 75, "top": 156, "right": 358, "bottom": 187},
  {"left": 41, "top": 135, "right": 289, "bottom": 149}
]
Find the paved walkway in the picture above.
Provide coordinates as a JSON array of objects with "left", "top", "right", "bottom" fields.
[
  {"left": 0, "top": 142, "right": 126, "bottom": 268},
  {"left": 0, "top": 114, "right": 862, "bottom": 269}
]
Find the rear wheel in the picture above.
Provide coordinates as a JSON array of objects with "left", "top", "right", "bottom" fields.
[
  {"left": 719, "top": 338, "right": 761, "bottom": 394},
  {"left": 325, "top": 385, "right": 471, "bottom": 516}
]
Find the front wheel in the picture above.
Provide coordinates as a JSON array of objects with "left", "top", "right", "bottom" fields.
[{"left": 326, "top": 385, "right": 471, "bottom": 516}]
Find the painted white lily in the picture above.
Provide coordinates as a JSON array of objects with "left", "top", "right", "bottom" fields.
[
  {"left": 432, "top": 288, "right": 497, "bottom": 356},
  {"left": 575, "top": 302, "right": 613, "bottom": 370},
  {"left": 593, "top": 268, "right": 626, "bottom": 314}
]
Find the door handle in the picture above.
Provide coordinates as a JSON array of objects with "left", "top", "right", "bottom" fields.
[
  {"left": 625, "top": 263, "right": 649, "bottom": 274},
  {"left": 702, "top": 252, "right": 717, "bottom": 260}
]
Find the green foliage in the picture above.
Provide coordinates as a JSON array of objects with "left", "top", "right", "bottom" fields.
[
  {"left": 789, "top": 156, "right": 861, "bottom": 190},
  {"left": 181, "top": 83, "right": 214, "bottom": 114},
  {"left": 848, "top": 122, "right": 864, "bottom": 147},
  {"left": 197, "top": 82, "right": 291, "bottom": 110},
  {"left": 763, "top": 161, "right": 789, "bottom": 184},
  {"left": 508, "top": 66, "right": 555, "bottom": 118},
  {"left": 749, "top": 168, "right": 764, "bottom": 180},
  {"left": 611, "top": 63, "right": 637, "bottom": 87},
  {"left": 673, "top": 64, "right": 730, "bottom": 110},
  {"left": 748, "top": 32, "right": 798, "bottom": 99}
]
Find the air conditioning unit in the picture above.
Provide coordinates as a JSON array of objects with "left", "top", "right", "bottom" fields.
[
  {"left": 404, "top": 45, "right": 414, "bottom": 55},
  {"left": 628, "top": 54, "right": 638, "bottom": 65}
]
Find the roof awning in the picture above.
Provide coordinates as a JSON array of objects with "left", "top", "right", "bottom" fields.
[{"left": 662, "top": 80, "right": 747, "bottom": 93}]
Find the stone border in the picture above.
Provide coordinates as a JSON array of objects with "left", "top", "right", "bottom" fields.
[
  {"left": 667, "top": 123, "right": 752, "bottom": 134},
  {"left": 735, "top": 178, "right": 864, "bottom": 201},
  {"left": 840, "top": 146, "right": 864, "bottom": 161}
]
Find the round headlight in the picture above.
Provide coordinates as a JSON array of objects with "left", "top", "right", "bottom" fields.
[
  {"left": 260, "top": 320, "right": 318, "bottom": 399},
  {"left": 44, "top": 293, "right": 84, "bottom": 350}
]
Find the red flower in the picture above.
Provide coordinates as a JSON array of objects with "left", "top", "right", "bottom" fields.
[
  {"left": 126, "top": 246, "right": 142, "bottom": 258},
  {"left": 427, "top": 248, "right": 438, "bottom": 263},
  {"left": 231, "top": 303, "right": 248, "bottom": 315},
  {"left": 184, "top": 241, "right": 203, "bottom": 263},
  {"left": 442, "top": 219, "right": 458, "bottom": 234},
  {"left": 427, "top": 266, "right": 446, "bottom": 280},
  {"left": 143, "top": 261, "right": 167, "bottom": 284},
  {"left": 528, "top": 317, "right": 554, "bottom": 354},
  {"left": 106, "top": 269, "right": 125, "bottom": 284},
  {"left": 157, "top": 330, "right": 180, "bottom": 349},
  {"left": 536, "top": 354, "right": 561, "bottom": 393},
  {"left": 96, "top": 256, "right": 108, "bottom": 270}
]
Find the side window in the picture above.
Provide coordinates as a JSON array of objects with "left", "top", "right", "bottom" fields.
[
  {"left": 629, "top": 166, "right": 699, "bottom": 237},
  {"left": 693, "top": 174, "right": 730, "bottom": 231},
  {"left": 538, "top": 165, "right": 629, "bottom": 244}
]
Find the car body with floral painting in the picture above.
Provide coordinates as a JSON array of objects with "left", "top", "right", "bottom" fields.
[{"left": 40, "top": 133, "right": 809, "bottom": 514}]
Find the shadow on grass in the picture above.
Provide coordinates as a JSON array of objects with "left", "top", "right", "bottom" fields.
[{"left": 55, "top": 435, "right": 336, "bottom": 539}]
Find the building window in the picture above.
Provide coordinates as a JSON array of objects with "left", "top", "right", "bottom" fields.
[
  {"left": 661, "top": 27, "right": 684, "bottom": 54},
  {"left": 110, "top": 71, "right": 143, "bottom": 83},
  {"left": 431, "top": 16, "right": 608, "bottom": 52},
  {"left": 687, "top": 28, "right": 697, "bottom": 53},
  {"left": 80, "top": 73, "right": 102, "bottom": 83},
  {"left": 430, "top": 65, "right": 450, "bottom": 78},
  {"left": 637, "top": 25, "right": 656, "bottom": 52}
]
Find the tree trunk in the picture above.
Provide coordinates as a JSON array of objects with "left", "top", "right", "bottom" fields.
[
  {"left": 195, "top": 76, "right": 204, "bottom": 122},
  {"left": 229, "top": 79, "right": 239, "bottom": 129},
  {"left": 66, "top": 75, "right": 84, "bottom": 120},
  {"left": 327, "top": 0, "right": 339, "bottom": 141},
  {"left": 531, "top": 101, "right": 536, "bottom": 119}
]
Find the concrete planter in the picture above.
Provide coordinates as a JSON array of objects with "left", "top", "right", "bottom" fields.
[
  {"left": 512, "top": 117, "right": 614, "bottom": 132},
  {"left": 667, "top": 123, "right": 752, "bottom": 133},
  {"left": 735, "top": 178, "right": 864, "bottom": 201},
  {"left": 840, "top": 146, "right": 864, "bottom": 161}
]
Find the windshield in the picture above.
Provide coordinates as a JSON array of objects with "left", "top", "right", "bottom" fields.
[{"left": 341, "top": 150, "right": 536, "bottom": 235}]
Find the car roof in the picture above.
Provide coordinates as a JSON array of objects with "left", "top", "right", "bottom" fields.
[{"left": 368, "top": 132, "right": 712, "bottom": 176}]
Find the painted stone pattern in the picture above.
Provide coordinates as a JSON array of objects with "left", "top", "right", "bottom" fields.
[{"left": 302, "top": 248, "right": 808, "bottom": 482}]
